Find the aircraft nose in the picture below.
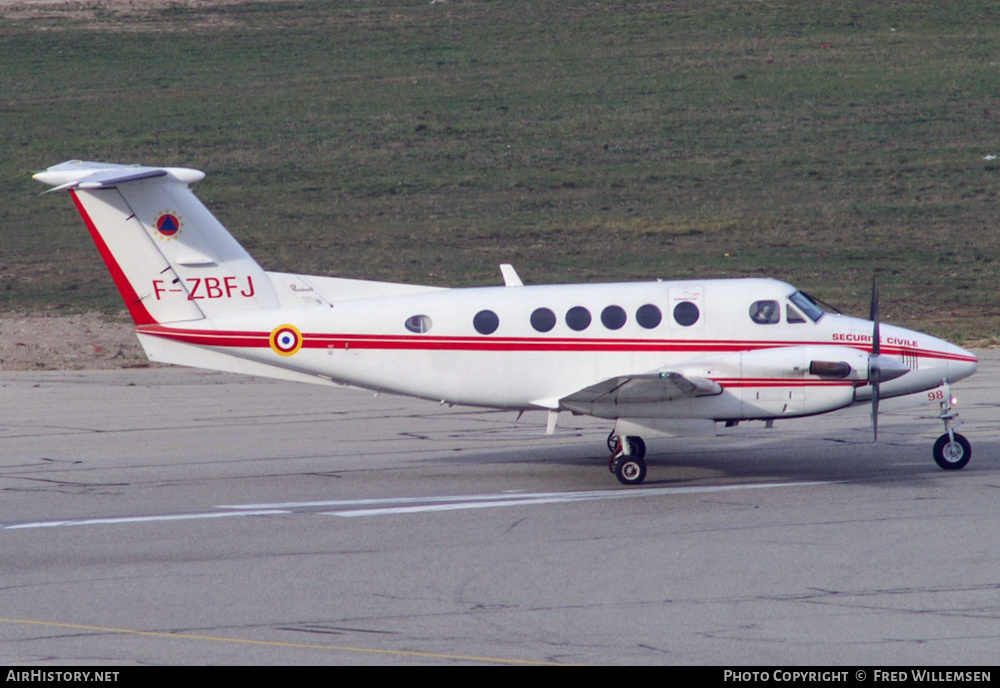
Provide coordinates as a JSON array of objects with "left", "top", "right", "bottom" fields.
[
  {"left": 886, "top": 325, "right": 978, "bottom": 387},
  {"left": 945, "top": 344, "right": 979, "bottom": 383}
]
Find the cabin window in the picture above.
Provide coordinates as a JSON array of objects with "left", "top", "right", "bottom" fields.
[
  {"left": 673, "top": 301, "right": 700, "bottom": 327},
  {"left": 566, "top": 306, "right": 592, "bottom": 331},
  {"left": 404, "top": 314, "right": 432, "bottom": 333},
  {"left": 473, "top": 310, "right": 500, "bottom": 335},
  {"left": 636, "top": 304, "right": 662, "bottom": 329},
  {"left": 530, "top": 307, "right": 557, "bottom": 333},
  {"left": 601, "top": 305, "right": 627, "bottom": 330},
  {"left": 749, "top": 300, "right": 780, "bottom": 324}
]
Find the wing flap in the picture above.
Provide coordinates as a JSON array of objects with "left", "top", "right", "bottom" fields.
[{"left": 560, "top": 371, "right": 722, "bottom": 406}]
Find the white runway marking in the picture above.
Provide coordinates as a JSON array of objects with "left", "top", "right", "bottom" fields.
[
  {"left": 0, "top": 482, "right": 832, "bottom": 529},
  {"left": 225, "top": 481, "right": 835, "bottom": 517},
  {"left": 1, "top": 510, "right": 288, "bottom": 530}
]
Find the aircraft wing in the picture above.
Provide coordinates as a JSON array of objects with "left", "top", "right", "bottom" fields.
[{"left": 559, "top": 371, "right": 722, "bottom": 407}]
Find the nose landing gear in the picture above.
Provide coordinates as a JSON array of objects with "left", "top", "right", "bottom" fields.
[{"left": 933, "top": 381, "right": 971, "bottom": 470}]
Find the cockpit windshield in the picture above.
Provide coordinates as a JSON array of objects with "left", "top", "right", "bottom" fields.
[{"left": 788, "top": 291, "right": 825, "bottom": 322}]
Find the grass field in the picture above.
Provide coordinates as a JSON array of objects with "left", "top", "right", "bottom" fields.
[{"left": 2, "top": 0, "right": 998, "bottom": 344}]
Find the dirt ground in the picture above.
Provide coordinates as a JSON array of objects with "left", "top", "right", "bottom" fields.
[
  {"left": 0, "top": 312, "right": 152, "bottom": 370},
  {"left": 0, "top": 0, "right": 295, "bottom": 23}
]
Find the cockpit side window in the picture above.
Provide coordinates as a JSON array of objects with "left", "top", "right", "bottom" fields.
[
  {"left": 788, "top": 291, "right": 825, "bottom": 322},
  {"left": 786, "top": 305, "right": 807, "bottom": 324},
  {"left": 749, "top": 300, "right": 780, "bottom": 324}
]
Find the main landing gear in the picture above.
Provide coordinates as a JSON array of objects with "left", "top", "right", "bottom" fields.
[
  {"left": 605, "top": 381, "right": 972, "bottom": 484},
  {"left": 608, "top": 432, "right": 647, "bottom": 485},
  {"left": 933, "top": 383, "right": 971, "bottom": 470}
]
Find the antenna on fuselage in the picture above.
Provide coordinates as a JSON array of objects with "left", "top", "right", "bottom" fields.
[{"left": 500, "top": 264, "right": 523, "bottom": 287}]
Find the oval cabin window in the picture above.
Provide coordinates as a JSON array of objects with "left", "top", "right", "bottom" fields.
[
  {"left": 473, "top": 310, "right": 500, "bottom": 335},
  {"left": 404, "top": 314, "right": 432, "bottom": 333},
  {"left": 601, "top": 305, "right": 627, "bottom": 330},
  {"left": 531, "top": 307, "right": 557, "bottom": 333},
  {"left": 565, "top": 306, "right": 592, "bottom": 332},
  {"left": 636, "top": 304, "right": 662, "bottom": 329},
  {"left": 673, "top": 301, "right": 700, "bottom": 327}
]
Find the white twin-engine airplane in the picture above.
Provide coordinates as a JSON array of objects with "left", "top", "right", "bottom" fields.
[{"left": 35, "top": 160, "right": 979, "bottom": 485}]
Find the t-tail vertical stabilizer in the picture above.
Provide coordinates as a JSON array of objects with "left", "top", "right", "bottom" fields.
[{"left": 34, "top": 160, "right": 279, "bottom": 325}]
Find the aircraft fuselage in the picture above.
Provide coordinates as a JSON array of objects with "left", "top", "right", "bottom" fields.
[{"left": 134, "top": 276, "right": 977, "bottom": 421}]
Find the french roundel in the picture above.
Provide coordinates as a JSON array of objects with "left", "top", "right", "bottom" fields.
[
  {"left": 156, "top": 213, "right": 180, "bottom": 236},
  {"left": 269, "top": 324, "right": 303, "bottom": 356}
]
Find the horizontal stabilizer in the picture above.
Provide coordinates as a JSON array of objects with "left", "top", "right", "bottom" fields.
[{"left": 33, "top": 160, "right": 204, "bottom": 191}]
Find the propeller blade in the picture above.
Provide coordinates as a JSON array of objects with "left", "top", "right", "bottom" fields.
[
  {"left": 870, "top": 276, "right": 881, "bottom": 442},
  {"left": 871, "top": 366, "right": 881, "bottom": 443},
  {"left": 870, "top": 277, "right": 880, "bottom": 357}
]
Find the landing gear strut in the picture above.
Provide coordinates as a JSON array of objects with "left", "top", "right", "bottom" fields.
[
  {"left": 933, "top": 382, "right": 971, "bottom": 470},
  {"left": 608, "top": 434, "right": 647, "bottom": 485}
]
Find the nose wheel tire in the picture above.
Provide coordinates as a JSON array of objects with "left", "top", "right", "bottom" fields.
[{"left": 933, "top": 433, "right": 971, "bottom": 470}]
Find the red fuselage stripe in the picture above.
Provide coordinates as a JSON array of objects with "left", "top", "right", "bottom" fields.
[{"left": 134, "top": 325, "right": 976, "bottom": 364}]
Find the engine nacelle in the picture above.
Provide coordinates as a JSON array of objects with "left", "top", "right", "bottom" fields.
[
  {"left": 671, "top": 345, "right": 872, "bottom": 419},
  {"left": 576, "top": 346, "right": 881, "bottom": 421},
  {"left": 736, "top": 345, "right": 869, "bottom": 418}
]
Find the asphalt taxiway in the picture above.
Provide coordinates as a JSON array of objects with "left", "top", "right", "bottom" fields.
[{"left": 1, "top": 352, "right": 998, "bottom": 665}]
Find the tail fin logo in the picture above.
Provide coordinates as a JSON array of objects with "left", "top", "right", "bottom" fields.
[{"left": 155, "top": 212, "right": 183, "bottom": 240}]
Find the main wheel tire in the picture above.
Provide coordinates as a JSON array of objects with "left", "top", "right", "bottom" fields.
[
  {"left": 628, "top": 436, "right": 646, "bottom": 460},
  {"left": 933, "top": 432, "right": 971, "bottom": 470},
  {"left": 615, "top": 455, "right": 647, "bottom": 485}
]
